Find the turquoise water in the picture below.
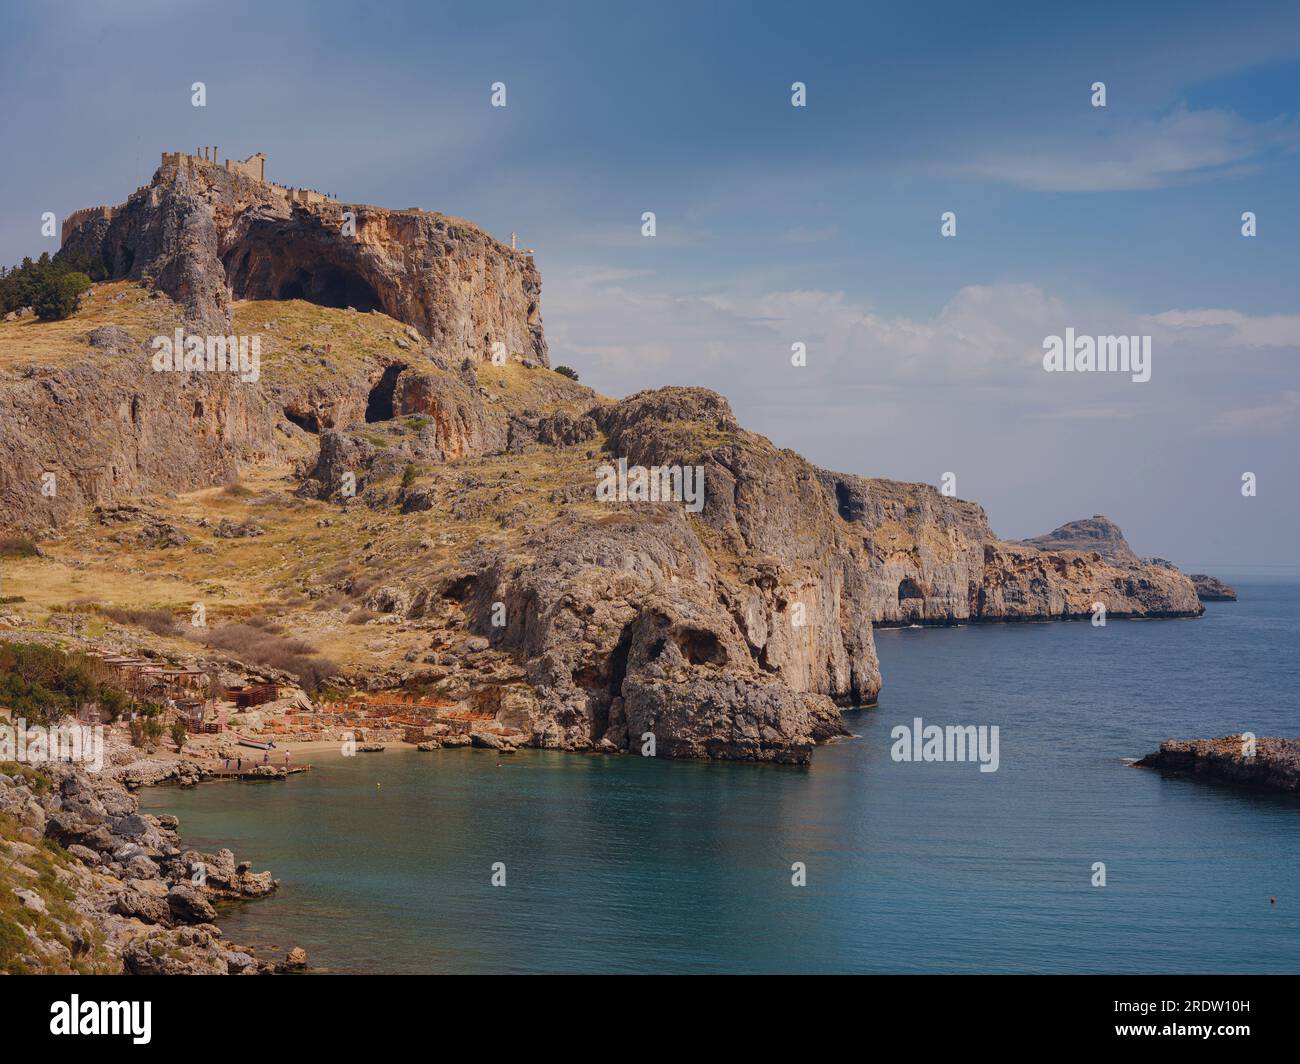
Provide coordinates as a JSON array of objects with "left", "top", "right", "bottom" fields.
[{"left": 140, "top": 579, "right": 1300, "bottom": 973}]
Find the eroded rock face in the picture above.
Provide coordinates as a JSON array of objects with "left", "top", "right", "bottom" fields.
[
  {"left": 976, "top": 539, "right": 1201, "bottom": 619},
  {"left": 393, "top": 365, "right": 508, "bottom": 460},
  {"left": 815, "top": 472, "right": 1202, "bottom": 624},
  {"left": 819, "top": 473, "right": 990, "bottom": 625},
  {"left": 591, "top": 388, "right": 880, "bottom": 709},
  {"left": 0, "top": 344, "right": 279, "bottom": 530},
  {"left": 467, "top": 506, "right": 854, "bottom": 763},
  {"left": 62, "top": 154, "right": 546, "bottom": 364},
  {"left": 429, "top": 387, "right": 884, "bottom": 761}
]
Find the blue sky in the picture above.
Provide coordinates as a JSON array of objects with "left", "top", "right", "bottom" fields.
[{"left": 3, "top": 0, "right": 1299, "bottom": 567}]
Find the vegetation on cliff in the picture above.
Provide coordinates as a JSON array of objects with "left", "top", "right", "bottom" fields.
[{"left": 0, "top": 252, "right": 99, "bottom": 321}]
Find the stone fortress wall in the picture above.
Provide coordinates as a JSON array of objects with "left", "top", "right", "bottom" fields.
[{"left": 62, "top": 150, "right": 336, "bottom": 245}]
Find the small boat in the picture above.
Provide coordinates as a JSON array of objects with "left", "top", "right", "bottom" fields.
[{"left": 237, "top": 736, "right": 276, "bottom": 751}]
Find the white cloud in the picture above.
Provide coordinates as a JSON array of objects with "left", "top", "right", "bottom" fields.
[
  {"left": 953, "top": 106, "right": 1300, "bottom": 192},
  {"left": 1213, "top": 390, "right": 1300, "bottom": 435},
  {"left": 546, "top": 267, "right": 1300, "bottom": 438},
  {"left": 1149, "top": 308, "right": 1300, "bottom": 347}
]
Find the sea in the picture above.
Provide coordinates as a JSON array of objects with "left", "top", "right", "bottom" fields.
[{"left": 140, "top": 576, "right": 1300, "bottom": 973}]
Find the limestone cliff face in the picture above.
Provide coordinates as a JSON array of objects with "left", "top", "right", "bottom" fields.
[
  {"left": 0, "top": 324, "right": 279, "bottom": 530},
  {"left": 975, "top": 539, "right": 1202, "bottom": 619},
  {"left": 593, "top": 389, "right": 881, "bottom": 709},
  {"left": 0, "top": 289, "right": 436, "bottom": 530},
  {"left": 392, "top": 365, "right": 508, "bottom": 460},
  {"left": 467, "top": 506, "right": 852, "bottom": 763},
  {"left": 814, "top": 472, "right": 1202, "bottom": 624},
  {"left": 61, "top": 153, "right": 546, "bottom": 365}
]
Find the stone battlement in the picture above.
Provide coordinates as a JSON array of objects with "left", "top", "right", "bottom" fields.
[
  {"left": 61, "top": 205, "right": 116, "bottom": 244},
  {"left": 160, "top": 146, "right": 263, "bottom": 181},
  {"left": 63, "top": 150, "right": 341, "bottom": 247},
  {"left": 159, "top": 149, "right": 335, "bottom": 207}
]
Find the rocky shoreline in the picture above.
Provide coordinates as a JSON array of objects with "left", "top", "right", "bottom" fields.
[
  {"left": 0, "top": 728, "right": 306, "bottom": 974},
  {"left": 1135, "top": 735, "right": 1300, "bottom": 797}
]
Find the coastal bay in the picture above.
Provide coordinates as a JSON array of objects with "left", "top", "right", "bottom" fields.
[{"left": 140, "top": 578, "right": 1300, "bottom": 974}]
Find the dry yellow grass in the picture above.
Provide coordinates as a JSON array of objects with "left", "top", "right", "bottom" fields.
[
  {"left": 0, "top": 282, "right": 177, "bottom": 371},
  {"left": 232, "top": 298, "right": 415, "bottom": 387},
  {"left": 2, "top": 286, "right": 606, "bottom": 673},
  {"left": 5, "top": 427, "right": 610, "bottom": 671}
]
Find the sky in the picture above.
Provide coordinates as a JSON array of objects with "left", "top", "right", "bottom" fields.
[{"left": 2, "top": 0, "right": 1299, "bottom": 569}]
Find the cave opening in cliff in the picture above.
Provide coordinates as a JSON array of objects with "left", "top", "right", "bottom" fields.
[
  {"left": 833, "top": 480, "right": 860, "bottom": 523},
  {"left": 275, "top": 267, "right": 381, "bottom": 313},
  {"left": 677, "top": 628, "right": 726, "bottom": 666},
  {"left": 441, "top": 574, "right": 477, "bottom": 602},
  {"left": 284, "top": 408, "right": 319, "bottom": 433},
  {"left": 607, "top": 626, "right": 634, "bottom": 697},
  {"left": 365, "top": 364, "right": 406, "bottom": 422},
  {"left": 898, "top": 577, "right": 923, "bottom": 602},
  {"left": 222, "top": 231, "right": 386, "bottom": 315}
]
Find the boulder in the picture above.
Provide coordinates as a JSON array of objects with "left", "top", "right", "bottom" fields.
[{"left": 167, "top": 883, "right": 218, "bottom": 924}]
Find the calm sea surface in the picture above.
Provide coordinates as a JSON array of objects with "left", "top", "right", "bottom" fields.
[{"left": 140, "top": 578, "right": 1300, "bottom": 973}]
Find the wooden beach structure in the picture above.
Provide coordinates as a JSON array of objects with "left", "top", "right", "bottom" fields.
[{"left": 203, "top": 761, "right": 312, "bottom": 781}]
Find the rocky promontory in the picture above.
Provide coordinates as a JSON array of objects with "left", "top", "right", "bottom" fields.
[
  {"left": 813, "top": 484, "right": 1202, "bottom": 626},
  {"left": 1189, "top": 574, "right": 1238, "bottom": 601},
  {"left": 1136, "top": 735, "right": 1300, "bottom": 796}
]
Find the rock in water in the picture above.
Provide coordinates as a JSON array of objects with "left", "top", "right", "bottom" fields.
[
  {"left": 1189, "top": 574, "right": 1238, "bottom": 601},
  {"left": 1136, "top": 736, "right": 1300, "bottom": 795}
]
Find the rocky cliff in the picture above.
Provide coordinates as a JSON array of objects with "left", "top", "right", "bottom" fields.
[
  {"left": 0, "top": 162, "right": 1212, "bottom": 764},
  {"left": 1020, "top": 515, "right": 1140, "bottom": 564},
  {"left": 811, "top": 477, "right": 1202, "bottom": 625},
  {"left": 61, "top": 151, "right": 546, "bottom": 364}
]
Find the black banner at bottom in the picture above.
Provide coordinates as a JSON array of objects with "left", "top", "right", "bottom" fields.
[{"left": 4, "top": 973, "right": 1292, "bottom": 1051}]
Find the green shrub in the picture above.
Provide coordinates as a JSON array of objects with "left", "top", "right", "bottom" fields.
[
  {"left": 554, "top": 365, "right": 579, "bottom": 381},
  {"left": 0, "top": 643, "right": 101, "bottom": 726},
  {"left": 33, "top": 271, "right": 91, "bottom": 321},
  {"left": 0, "top": 250, "right": 106, "bottom": 316}
]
